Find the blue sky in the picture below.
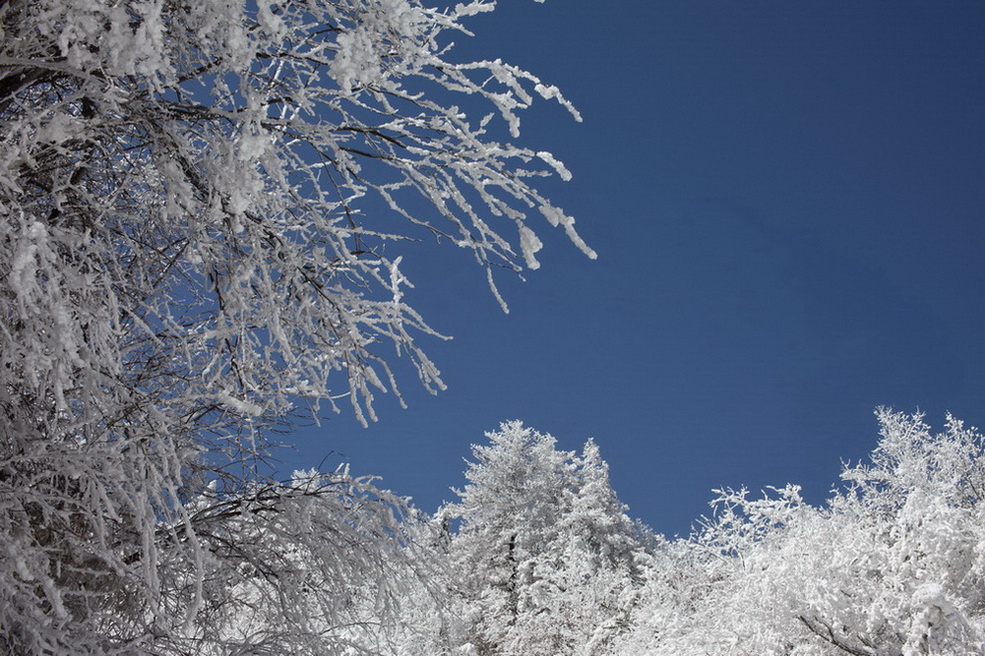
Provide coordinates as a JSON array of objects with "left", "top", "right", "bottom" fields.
[{"left": 276, "top": 0, "right": 985, "bottom": 537}]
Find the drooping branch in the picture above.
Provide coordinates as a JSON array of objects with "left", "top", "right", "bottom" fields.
[{"left": 797, "top": 615, "right": 874, "bottom": 656}]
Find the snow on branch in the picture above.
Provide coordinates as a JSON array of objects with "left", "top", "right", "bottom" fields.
[{"left": 0, "top": 0, "right": 587, "bottom": 651}]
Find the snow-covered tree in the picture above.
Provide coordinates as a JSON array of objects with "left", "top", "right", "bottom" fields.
[
  {"left": 444, "top": 422, "right": 648, "bottom": 655},
  {"left": 616, "top": 409, "right": 985, "bottom": 656},
  {"left": 785, "top": 410, "right": 985, "bottom": 656},
  {"left": 525, "top": 439, "right": 650, "bottom": 656},
  {"left": 443, "top": 421, "right": 575, "bottom": 654},
  {"left": 188, "top": 469, "right": 436, "bottom": 655},
  {"left": 0, "top": 1, "right": 590, "bottom": 652}
]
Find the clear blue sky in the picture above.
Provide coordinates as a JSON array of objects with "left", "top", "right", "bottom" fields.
[{"left": 275, "top": 0, "right": 985, "bottom": 537}]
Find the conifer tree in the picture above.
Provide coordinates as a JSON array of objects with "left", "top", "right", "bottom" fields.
[{"left": 445, "top": 423, "right": 647, "bottom": 655}]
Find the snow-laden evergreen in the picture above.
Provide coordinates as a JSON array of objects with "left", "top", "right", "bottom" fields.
[{"left": 438, "top": 422, "right": 650, "bottom": 655}]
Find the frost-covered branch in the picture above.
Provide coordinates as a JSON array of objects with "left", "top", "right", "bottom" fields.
[{"left": 0, "top": 0, "right": 589, "bottom": 651}]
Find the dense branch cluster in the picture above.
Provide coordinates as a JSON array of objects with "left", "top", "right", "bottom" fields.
[{"left": 0, "top": 0, "right": 590, "bottom": 652}]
